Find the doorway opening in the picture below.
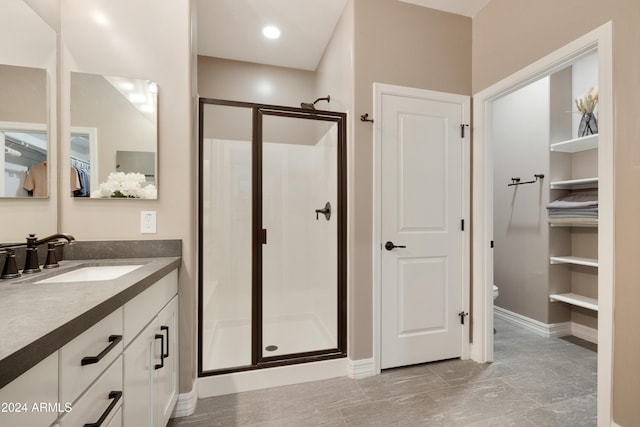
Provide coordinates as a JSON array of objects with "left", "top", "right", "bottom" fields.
[{"left": 472, "top": 23, "right": 613, "bottom": 424}]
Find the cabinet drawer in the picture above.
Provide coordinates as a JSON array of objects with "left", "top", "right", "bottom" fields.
[
  {"left": 0, "top": 352, "right": 58, "bottom": 427},
  {"left": 60, "top": 308, "right": 123, "bottom": 404},
  {"left": 124, "top": 269, "right": 177, "bottom": 345},
  {"left": 59, "top": 356, "right": 123, "bottom": 427}
]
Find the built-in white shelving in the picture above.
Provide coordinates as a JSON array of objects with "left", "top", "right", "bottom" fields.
[
  {"left": 549, "top": 177, "right": 598, "bottom": 190},
  {"left": 550, "top": 256, "right": 598, "bottom": 268},
  {"left": 550, "top": 134, "right": 598, "bottom": 153},
  {"left": 550, "top": 293, "right": 598, "bottom": 311}
]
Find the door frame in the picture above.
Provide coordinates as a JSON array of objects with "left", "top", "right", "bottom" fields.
[
  {"left": 471, "top": 22, "right": 613, "bottom": 425},
  {"left": 372, "top": 84, "right": 471, "bottom": 374}
]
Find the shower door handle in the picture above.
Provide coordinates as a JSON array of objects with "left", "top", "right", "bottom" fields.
[{"left": 385, "top": 241, "right": 406, "bottom": 251}]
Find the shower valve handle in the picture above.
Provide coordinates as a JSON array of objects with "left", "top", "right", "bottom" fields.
[
  {"left": 385, "top": 241, "right": 406, "bottom": 251},
  {"left": 315, "top": 202, "right": 332, "bottom": 221}
]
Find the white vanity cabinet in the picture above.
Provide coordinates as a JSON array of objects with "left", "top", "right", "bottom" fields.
[
  {"left": 0, "top": 265, "right": 179, "bottom": 427},
  {"left": 123, "top": 270, "right": 179, "bottom": 427},
  {"left": 59, "top": 308, "right": 123, "bottom": 405},
  {"left": 0, "top": 352, "right": 58, "bottom": 427},
  {"left": 58, "top": 356, "right": 123, "bottom": 427},
  {"left": 156, "top": 296, "right": 179, "bottom": 426}
]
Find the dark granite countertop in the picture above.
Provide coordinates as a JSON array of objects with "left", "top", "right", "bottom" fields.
[{"left": 0, "top": 255, "right": 181, "bottom": 389}]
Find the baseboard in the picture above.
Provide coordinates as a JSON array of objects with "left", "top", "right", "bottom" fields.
[
  {"left": 494, "top": 306, "right": 572, "bottom": 338},
  {"left": 571, "top": 322, "right": 598, "bottom": 344},
  {"left": 172, "top": 380, "right": 198, "bottom": 418},
  {"left": 347, "top": 358, "right": 375, "bottom": 379},
  {"left": 494, "top": 306, "right": 600, "bottom": 344}
]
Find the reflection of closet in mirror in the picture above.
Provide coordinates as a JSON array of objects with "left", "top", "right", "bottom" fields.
[
  {"left": 70, "top": 72, "right": 158, "bottom": 199},
  {"left": 70, "top": 127, "right": 97, "bottom": 197},
  {"left": 0, "top": 63, "right": 48, "bottom": 198},
  {"left": 0, "top": 123, "right": 47, "bottom": 198}
]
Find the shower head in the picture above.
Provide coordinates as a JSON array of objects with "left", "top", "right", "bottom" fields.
[{"left": 301, "top": 95, "right": 330, "bottom": 110}]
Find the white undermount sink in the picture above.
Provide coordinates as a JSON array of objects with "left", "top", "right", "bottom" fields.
[{"left": 35, "top": 265, "right": 144, "bottom": 284}]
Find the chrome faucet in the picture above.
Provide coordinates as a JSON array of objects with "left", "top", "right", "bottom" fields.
[{"left": 23, "top": 233, "right": 75, "bottom": 273}]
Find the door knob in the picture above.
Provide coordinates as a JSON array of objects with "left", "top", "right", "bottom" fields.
[{"left": 385, "top": 241, "right": 406, "bottom": 251}]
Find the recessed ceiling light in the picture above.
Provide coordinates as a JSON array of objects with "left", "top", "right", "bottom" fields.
[{"left": 262, "top": 26, "right": 281, "bottom": 40}]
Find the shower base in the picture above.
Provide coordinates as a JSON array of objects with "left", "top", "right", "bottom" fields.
[{"left": 204, "top": 313, "right": 335, "bottom": 371}]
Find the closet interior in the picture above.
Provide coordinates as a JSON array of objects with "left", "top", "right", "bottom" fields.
[
  {"left": 492, "top": 50, "right": 598, "bottom": 341},
  {"left": 1, "top": 129, "right": 47, "bottom": 198}
]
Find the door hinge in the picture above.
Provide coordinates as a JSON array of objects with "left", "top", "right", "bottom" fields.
[
  {"left": 461, "top": 219, "right": 464, "bottom": 231},
  {"left": 490, "top": 240, "right": 494, "bottom": 248},
  {"left": 458, "top": 311, "right": 469, "bottom": 325},
  {"left": 460, "top": 124, "right": 469, "bottom": 138},
  {"left": 259, "top": 229, "right": 267, "bottom": 244}
]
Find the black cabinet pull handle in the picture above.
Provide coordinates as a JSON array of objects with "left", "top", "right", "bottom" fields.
[
  {"left": 154, "top": 334, "right": 165, "bottom": 369},
  {"left": 83, "top": 390, "right": 122, "bottom": 427},
  {"left": 385, "top": 241, "right": 406, "bottom": 251},
  {"left": 161, "top": 325, "right": 169, "bottom": 358},
  {"left": 81, "top": 335, "right": 122, "bottom": 366}
]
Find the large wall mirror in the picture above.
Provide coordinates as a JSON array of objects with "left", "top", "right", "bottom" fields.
[
  {"left": 0, "top": 0, "right": 55, "bottom": 199},
  {"left": 70, "top": 72, "right": 158, "bottom": 199}
]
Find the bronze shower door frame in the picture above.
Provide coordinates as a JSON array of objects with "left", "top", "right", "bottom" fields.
[{"left": 198, "top": 98, "right": 347, "bottom": 377}]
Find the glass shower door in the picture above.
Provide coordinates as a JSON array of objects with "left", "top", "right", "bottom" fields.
[
  {"left": 259, "top": 111, "right": 341, "bottom": 360},
  {"left": 199, "top": 99, "right": 346, "bottom": 376},
  {"left": 200, "top": 103, "right": 253, "bottom": 371}
]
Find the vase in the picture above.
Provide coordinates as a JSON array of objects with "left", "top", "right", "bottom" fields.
[{"left": 578, "top": 113, "right": 598, "bottom": 137}]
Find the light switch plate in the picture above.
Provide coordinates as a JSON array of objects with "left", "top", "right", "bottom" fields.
[{"left": 140, "top": 211, "right": 157, "bottom": 233}]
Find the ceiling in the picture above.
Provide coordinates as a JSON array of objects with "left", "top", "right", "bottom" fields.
[
  {"left": 197, "top": 0, "right": 348, "bottom": 71},
  {"left": 398, "top": 0, "right": 492, "bottom": 17},
  {"left": 197, "top": 0, "right": 491, "bottom": 71}
]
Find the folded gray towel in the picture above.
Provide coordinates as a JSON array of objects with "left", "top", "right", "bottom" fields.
[{"left": 547, "top": 190, "right": 598, "bottom": 209}]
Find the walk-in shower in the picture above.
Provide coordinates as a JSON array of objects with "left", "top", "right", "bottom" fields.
[{"left": 198, "top": 98, "right": 347, "bottom": 375}]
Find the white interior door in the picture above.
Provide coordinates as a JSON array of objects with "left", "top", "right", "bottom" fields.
[{"left": 380, "top": 89, "right": 468, "bottom": 369}]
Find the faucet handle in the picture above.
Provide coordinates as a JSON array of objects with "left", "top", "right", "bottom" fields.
[
  {"left": 26, "top": 234, "right": 37, "bottom": 247},
  {"left": 43, "top": 241, "right": 65, "bottom": 269},
  {"left": 1, "top": 248, "right": 21, "bottom": 279}
]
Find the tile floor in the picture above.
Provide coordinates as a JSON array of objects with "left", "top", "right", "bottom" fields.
[{"left": 170, "top": 317, "right": 597, "bottom": 426}]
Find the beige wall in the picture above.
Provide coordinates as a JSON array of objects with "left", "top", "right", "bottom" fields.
[
  {"left": 315, "top": 0, "right": 354, "bottom": 116},
  {"left": 0, "top": 0, "right": 57, "bottom": 240},
  {"left": 315, "top": 0, "right": 356, "bottom": 356},
  {"left": 0, "top": 65, "right": 47, "bottom": 124},
  {"left": 198, "top": 56, "right": 316, "bottom": 107},
  {"left": 60, "top": 0, "right": 196, "bottom": 393},
  {"left": 473, "top": 0, "right": 640, "bottom": 423},
  {"left": 491, "top": 77, "right": 554, "bottom": 324},
  {"left": 351, "top": 0, "right": 471, "bottom": 359}
]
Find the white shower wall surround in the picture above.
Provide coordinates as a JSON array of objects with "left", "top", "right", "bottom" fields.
[{"left": 202, "top": 129, "right": 338, "bottom": 371}]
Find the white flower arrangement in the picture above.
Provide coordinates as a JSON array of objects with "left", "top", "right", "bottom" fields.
[{"left": 91, "top": 172, "right": 157, "bottom": 199}]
